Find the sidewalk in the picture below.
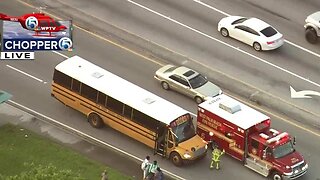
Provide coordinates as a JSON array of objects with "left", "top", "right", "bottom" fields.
[{"left": 0, "top": 103, "right": 142, "bottom": 179}]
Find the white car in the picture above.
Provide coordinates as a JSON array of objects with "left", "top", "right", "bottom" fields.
[
  {"left": 304, "top": 11, "right": 320, "bottom": 44},
  {"left": 218, "top": 16, "right": 284, "bottom": 51}
]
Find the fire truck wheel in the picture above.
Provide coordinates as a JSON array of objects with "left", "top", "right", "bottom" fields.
[
  {"left": 88, "top": 113, "right": 104, "bottom": 128},
  {"left": 170, "top": 152, "right": 183, "bottom": 166},
  {"left": 271, "top": 171, "right": 282, "bottom": 180}
]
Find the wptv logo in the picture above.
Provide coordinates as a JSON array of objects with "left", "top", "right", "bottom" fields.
[{"left": 1, "top": 13, "right": 73, "bottom": 60}]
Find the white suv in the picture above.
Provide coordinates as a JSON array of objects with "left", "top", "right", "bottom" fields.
[{"left": 304, "top": 11, "right": 320, "bottom": 44}]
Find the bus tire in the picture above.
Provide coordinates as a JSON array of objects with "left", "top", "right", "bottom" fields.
[
  {"left": 170, "top": 152, "right": 183, "bottom": 167},
  {"left": 271, "top": 171, "right": 283, "bottom": 180},
  {"left": 88, "top": 113, "right": 104, "bottom": 128}
]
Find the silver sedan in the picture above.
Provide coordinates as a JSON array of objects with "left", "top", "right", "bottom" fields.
[{"left": 154, "top": 65, "right": 222, "bottom": 104}]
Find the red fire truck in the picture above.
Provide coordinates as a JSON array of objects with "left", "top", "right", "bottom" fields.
[{"left": 197, "top": 94, "right": 308, "bottom": 180}]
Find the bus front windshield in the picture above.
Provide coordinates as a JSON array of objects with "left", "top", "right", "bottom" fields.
[
  {"left": 171, "top": 118, "right": 196, "bottom": 143},
  {"left": 273, "top": 141, "right": 295, "bottom": 159}
]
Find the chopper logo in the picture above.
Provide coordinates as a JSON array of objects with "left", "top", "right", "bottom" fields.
[
  {"left": 59, "top": 37, "right": 73, "bottom": 50},
  {"left": 25, "top": 16, "right": 38, "bottom": 30}
]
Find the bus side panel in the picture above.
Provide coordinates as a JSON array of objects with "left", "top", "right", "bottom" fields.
[
  {"left": 52, "top": 83, "right": 158, "bottom": 152},
  {"left": 52, "top": 83, "right": 80, "bottom": 111},
  {"left": 99, "top": 110, "right": 156, "bottom": 148},
  {"left": 108, "top": 117, "right": 155, "bottom": 148},
  {"left": 51, "top": 83, "right": 91, "bottom": 117}
]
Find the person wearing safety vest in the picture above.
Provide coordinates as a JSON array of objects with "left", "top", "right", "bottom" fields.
[
  {"left": 146, "top": 160, "right": 159, "bottom": 180},
  {"left": 210, "top": 148, "right": 225, "bottom": 170}
]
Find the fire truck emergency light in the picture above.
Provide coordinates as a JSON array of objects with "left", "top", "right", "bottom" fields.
[{"left": 266, "top": 132, "right": 289, "bottom": 144}]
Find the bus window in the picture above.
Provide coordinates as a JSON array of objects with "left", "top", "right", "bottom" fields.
[
  {"left": 106, "top": 96, "right": 123, "bottom": 114},
  {"left": 132, "top": 109, "right": 157, "bottom": 131},
  {"left": 123, "top": 104, "right": 132, "bottom": 119},
  {"left": 81, "top": 84, "right": 98, "bottom": 102},
  {"left": 71, "top": 79, "right": 80, "bottom": 93},
  {"left": 97, "top": 92, "right": 106, "bottom": 106},
  {"left": 53, "top": 70, "right": 72, "bottom": 89}
]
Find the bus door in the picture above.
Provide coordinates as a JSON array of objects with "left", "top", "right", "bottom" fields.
[
  {"left": 154, "top": 126, "right": 167, "bottom": 157},
  {"left": 165, "top": 128, "right": 177, "bottom": 157}
]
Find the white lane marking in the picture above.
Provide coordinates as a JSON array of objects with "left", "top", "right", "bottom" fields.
[
  {"left": 52, "top": 50, "right": 70, "bottom": 59},
  {"left": 5, "top": 51, "right": 68, "bottom": 84},
  {"left": 8, "top": 100, "right": 186, "bottom": 180},
  {"left": 285, "top": 40, "right": 320, "bottom": 59},
  {"left": 193, "top": 0, "right": 231, "bottom": 16},
  {"left": 192, "top": 0, "right": 320, "bottom": 59},
  {"left": 6, "top": 65, "right": 45, "bottom": 83},
  {"left": 127, "top": 0, "right": 320, "bottom": 88}
]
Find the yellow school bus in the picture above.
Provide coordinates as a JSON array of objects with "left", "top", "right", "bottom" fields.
[{"left": 51, "top": 56, "right": 207, "bottom": 166}]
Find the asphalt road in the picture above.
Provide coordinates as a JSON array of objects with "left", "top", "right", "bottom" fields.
[
  {"left": 0, "top": 0, "right": 319, "bottom": 180},
  {"left": 38, "top": 0, "right": 320, "bottom": 122}
]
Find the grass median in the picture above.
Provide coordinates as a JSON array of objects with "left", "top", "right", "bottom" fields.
[{"left": 0, "top": 123, "right": 133, "bottom": 179}]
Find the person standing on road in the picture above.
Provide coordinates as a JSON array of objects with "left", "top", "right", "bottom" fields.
[
  {"left": 146, "top": 160, "right": 159, "bottom": 180},
  {"left": 210, "top": 148, "right": 225, "bottom": 170},
  {"left": 141, "top": 156, "right": 150, "bottom": 179},
  {"left": 154, "top": 167, "right": 164, "bottom": 180}
]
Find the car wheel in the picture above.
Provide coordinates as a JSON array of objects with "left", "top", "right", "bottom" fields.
[
  {"left": 253, "top": 42, "right": 262, "bottom": 51},
  {"left": 271, "top": 171, "right": 283, "bottom": 180},
  {"left": 305, "top": 28, "right": 318, "bottom": 44},
  {"left": 88, "top": 113, "right": 104, "bottom": 128},
  {"left": 195, "top": 96, "right": 203, "bottom": 104},
  {"left": 161, "top": 81, "right": 170, "bottom": 90},
  {"left": 170, "top": 152, "right": 183, "bottom": 166},
  {"left": 220, "top": 28, "right": 229, "bottom": 37}
]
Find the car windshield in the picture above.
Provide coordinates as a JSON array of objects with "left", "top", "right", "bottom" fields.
[
  {"left": 273, "top": 142, "right": 295, "bottom": 159},
  {"left": 260, "top": 26, "right": 277, "bottom": 37},
  {"left": 232, "top": 17, "right": 249, "bottom": 25},
  {"left": 189, "top": 74, "right": 208, "bottom": 89},
  {"left": 171, "top": 118, "right": 196, "bottom": 143}
]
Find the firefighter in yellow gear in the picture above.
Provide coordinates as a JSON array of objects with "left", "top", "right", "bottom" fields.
[{"left": 210, "top": 148, "right": 225, "bottom": 170}]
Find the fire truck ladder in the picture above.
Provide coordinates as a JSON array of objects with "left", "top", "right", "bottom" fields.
[{"left": 245, "top": 156, "right": 270, "bottom": 177}]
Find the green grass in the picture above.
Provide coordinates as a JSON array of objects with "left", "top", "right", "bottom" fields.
[{"left": 0, "top": 123, "right": 133, "bottom": 180}]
